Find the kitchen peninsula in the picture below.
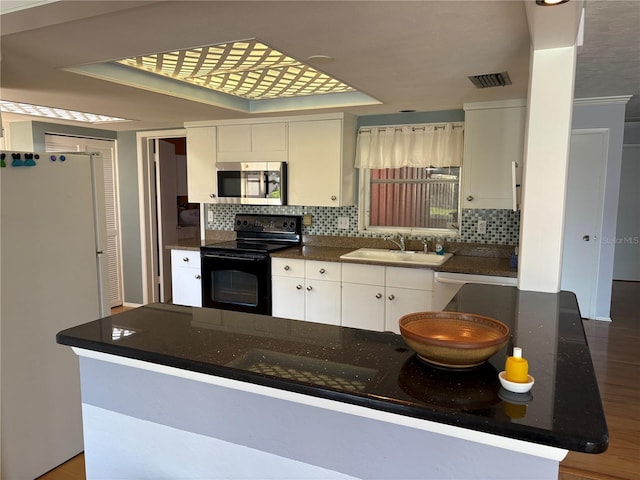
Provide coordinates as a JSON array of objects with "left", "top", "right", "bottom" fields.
[{"left": 57, "top": 284, "right": 607, "bottom": 480}]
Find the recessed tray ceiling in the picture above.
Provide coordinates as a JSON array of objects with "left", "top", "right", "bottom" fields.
[{"left": 64, "top": 39, "right": 380, "bottom": 114}]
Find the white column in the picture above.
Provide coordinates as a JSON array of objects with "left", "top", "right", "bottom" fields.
[{"left": 518, "top": 45, "right": 577, "bottom": 292}]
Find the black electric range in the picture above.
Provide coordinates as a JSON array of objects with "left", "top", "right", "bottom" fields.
[{"left": 200, "top": 214, "right": 302, "bottom": 314}]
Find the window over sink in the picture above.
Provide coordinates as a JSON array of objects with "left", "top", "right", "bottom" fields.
[
  {"left": 359, "top": 166, "right": 460, "bottom": 234},
  {"left": 355, "top": 122, "right": 463, "bottom": 236}
]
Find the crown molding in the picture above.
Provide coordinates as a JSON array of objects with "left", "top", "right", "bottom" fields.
[{"left": 573, "top": 96, "right": 632, "bottom": 106}]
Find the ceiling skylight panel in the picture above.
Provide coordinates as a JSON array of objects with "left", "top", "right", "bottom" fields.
[
  {"left": 113, "top": 39, "right": 356, "bottom": 101},
  {"left": 0, "top": 100, "right": 129, "bottom": 123}
]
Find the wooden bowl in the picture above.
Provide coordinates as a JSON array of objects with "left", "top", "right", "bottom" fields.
[{"left": 398, "top": 311, "right": 510, "bottom": 368}]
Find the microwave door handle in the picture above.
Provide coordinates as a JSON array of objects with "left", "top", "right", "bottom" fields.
[{"left": 262, "top": 172, "right": 268, "bottom": 198}]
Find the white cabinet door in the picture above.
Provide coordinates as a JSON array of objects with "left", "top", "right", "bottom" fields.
[
  {"left": 218, "top": 123, "right": 287, "bottom": 162},
  {"left": 385, "top": 287, "right": 432, "bottom": 334},
  {"left": 186, "top": 126, "right": 217, "bottom": 203},
  {"left": 272, "top": 258, "right": 340, "bottom": 324},
  {"left": 288, "top": 117, "right": 355, "bottom": 206},
  {"left": 305, "top": 260, "right": 341, "bottom": 282},
  {"left": 171, "top": 250, "right": 202, "bottom": 307},
  {"left": 272, "top": 275, "right": 305, "bottom": 320},
  {"left": 272, "top": 257, "right": 305, "bottom": 277},
  {"left": 462, "top": 102, "right": 526, "bottom": 209},
  {"left": 305, "top": 279, "right": 341, "bottom": 325},
  {"left": 218, "top": 124, "right": 251, "bottom": 153},
  {"left": 386, "top": 266, "right": 433, "bottom": 290},
  {"left": 342, "top": 283, "right": 385, "bottom": 331},
  {"left": 251, "top": 123, "right": 287, "bottom": 152}
]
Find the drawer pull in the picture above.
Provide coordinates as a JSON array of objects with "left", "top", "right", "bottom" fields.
[
  {"left": 183, "top": 257, "right": 189, "bottom": 262},
  {"left": 284, "top": 265, "right": 290, "bottom": 271},
  {"left": 375, "top": 293, "right": 382, "bottom": 299},
  {"left": 388, "top": 294, "right": 395, "bottom": 301},
  {"left": 319, "top": 268, "right": 326, "bottom": 274},
  {"left": 296, "top": 284, "right": 303, "bottom": 290},
  {"left": 306, "top": 286, "right": 313, "bottom": 291},
  {"left": 195, "top": 274, "right": 201, "bottom": 280}
]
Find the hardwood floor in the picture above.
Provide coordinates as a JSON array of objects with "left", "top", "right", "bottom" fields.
[
  {"left": 559, "top": 281, "right": 640, "bottom": 480},
  {"left": 36, "top": 454, "right": 85, "bottom": 480},
  {"left": 38, "top": 285, "right": 639, "bottom": 480}
]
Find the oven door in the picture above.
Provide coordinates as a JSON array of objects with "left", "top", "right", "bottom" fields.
[{"left": 201, "top": 251, "right": 272, "bottom": 314}]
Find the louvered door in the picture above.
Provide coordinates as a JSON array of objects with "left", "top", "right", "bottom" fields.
[{"left": 45, "top": 134, "right": 124, "bottom": 307}]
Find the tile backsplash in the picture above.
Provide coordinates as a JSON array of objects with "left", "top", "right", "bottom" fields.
[{"left": 206, "top": 204, "right": 520, "bottom": 245}]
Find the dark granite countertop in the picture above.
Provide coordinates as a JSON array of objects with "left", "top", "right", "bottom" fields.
[
  {"left": 271, "top": 245, "right": 517, "bottom": 277},
  {"left": 57, "top": 284, "right": 607, "bottom": 454},
  {"left": 167, "top": 235, "right": 518, "bottom": 277}
]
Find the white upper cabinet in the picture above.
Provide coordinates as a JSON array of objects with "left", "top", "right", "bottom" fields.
[
  {"left": 217, "top": 123, "right": 288, "bottom": 162},
  {"left": 288, "top": 114, "right": 357, "bottom": 207},
  {"left": 186, "top": 126, "right": 217, "bottom": 203},
  {"left": 462, "top": 100, "right": 526, "bottom": 209}
]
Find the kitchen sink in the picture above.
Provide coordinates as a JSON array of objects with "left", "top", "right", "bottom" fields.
[{"left": 339, "top": 248, "right": 453, "bottom": 266}]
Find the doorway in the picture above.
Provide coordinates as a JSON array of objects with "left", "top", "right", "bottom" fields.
[
  {"left": 613, "top": 145, "right": 640, "bottom": 281},
  {"left": 45, "top": 133, "right": 124, "bottom": 308},
  {"left": 561, "top": 129, "right": 609, "bottom": 319},
  {"left": 137, "top": 129, "right": 203, "bottom": 304}
]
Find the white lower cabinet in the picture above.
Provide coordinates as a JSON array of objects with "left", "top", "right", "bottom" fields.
[
  {"left": 271, "top": 258, "right": 341, "bottom": 325},
  {"left": 342, "top": 264, "right": 433, "bottom": 334},
  {"left": 171, "top": 250, "right": 202, "bottom": 307},
  {"left": 271, "top": 258, "right": 456, "bottom": 331}
]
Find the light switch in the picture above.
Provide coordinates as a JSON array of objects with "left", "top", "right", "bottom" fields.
[
  {"left": 337, "top": 216, "right": 349, "bottom": 229},
  {"left": 207, "top": 209, "right": 214, "bottom": 223},
  {"left": 303, "top": 214, "right": 313, "bottom": 227},
  {"left": 477, "top": 219, "right": 487, "bottom": 234}
]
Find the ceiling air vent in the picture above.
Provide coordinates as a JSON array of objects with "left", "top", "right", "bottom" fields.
[{"left": 468, "top": 72, "right": 512, "bottom": 88}]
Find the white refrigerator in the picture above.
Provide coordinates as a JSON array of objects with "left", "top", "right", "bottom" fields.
[{"left": 0, "top": 151, "right": 110, "bottom": 479}]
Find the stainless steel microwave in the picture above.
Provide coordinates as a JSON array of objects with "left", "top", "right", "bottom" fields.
[{"left": 214, "top": 162, "right": 287, "bottom": 205}]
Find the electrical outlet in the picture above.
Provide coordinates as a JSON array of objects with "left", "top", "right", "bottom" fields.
[
  {"left": 207, "top": 209, "right": 214, "bottom": 223},
  {"left": 303, "top": 214, "right": 313, "bottom": 227},
  {"left": 337, "top": 216, "right": 349, "bottom": 229},
  {"left": 477, "top": 219, "right": 487, "bottom": 235}
]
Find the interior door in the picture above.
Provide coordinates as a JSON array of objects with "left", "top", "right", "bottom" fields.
[
  {"left": 45, "top": 134, "right": 123, "bottom": 308},
  {"left": 561, "top": 130, "right": 609, "bottom": 319},
  {"left": 156, "top": 140, "right": 176, "bottom": 302}
]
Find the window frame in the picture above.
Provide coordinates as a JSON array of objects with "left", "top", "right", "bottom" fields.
[{"left": 357, "top": 167, "right": 461, "bottom": 237}]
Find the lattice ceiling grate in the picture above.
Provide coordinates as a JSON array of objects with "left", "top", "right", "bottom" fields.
[{"left": 116, "top": 40, "right": 355, "bottom": 100}]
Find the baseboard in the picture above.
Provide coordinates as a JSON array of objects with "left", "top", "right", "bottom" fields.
[{"left": 123, "top": 302, "right": 144, "bottom": 309}]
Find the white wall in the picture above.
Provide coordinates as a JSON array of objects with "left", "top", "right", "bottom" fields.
[
  {"left": 571, "top": 100, "right": 627, "bottom": 318},
  {"left": 613, "top": 144, "right": 640, "bottom": 280}
]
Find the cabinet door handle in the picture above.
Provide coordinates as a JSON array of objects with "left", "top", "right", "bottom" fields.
[
  {"left": 195, "top": 274, "right": 201, "bottom": 280},
  {"left": 296, "top": 284, "right": 303, "bottom": 290},
  {"left": 466, "top": 195, "right": 474, "bottom": 202},
  {"left": 319, "top": 268, "right": 326, "bottom": 274},
  {"left": 306, "top": 285, "right": 313, "bottom": 291},
  {"left": 388, "top": 294, "right": 395, "bottom": 301},
  {"left": 583, "top": 235, "right": 591, "bottom": 241},
  {"left": 375, "top": 293, "right": 382, "bottom": 299},
  {"left": 284, "top": 265, "right": 290, "bottom": 271},
  {"left": 331, "top": 195, "right": 337, "bottom": 201},
  {"left": 183, "top": 257, "right": 189, "bottom": 262}
]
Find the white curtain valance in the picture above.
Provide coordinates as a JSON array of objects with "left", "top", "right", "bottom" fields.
[{"left": 355, "top": 122, "right": 464, "bottom": 169}]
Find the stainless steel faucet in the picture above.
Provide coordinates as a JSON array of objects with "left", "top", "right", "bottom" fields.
[{"left": 384, "top": 234, "right": 406, "bottom": 251}]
